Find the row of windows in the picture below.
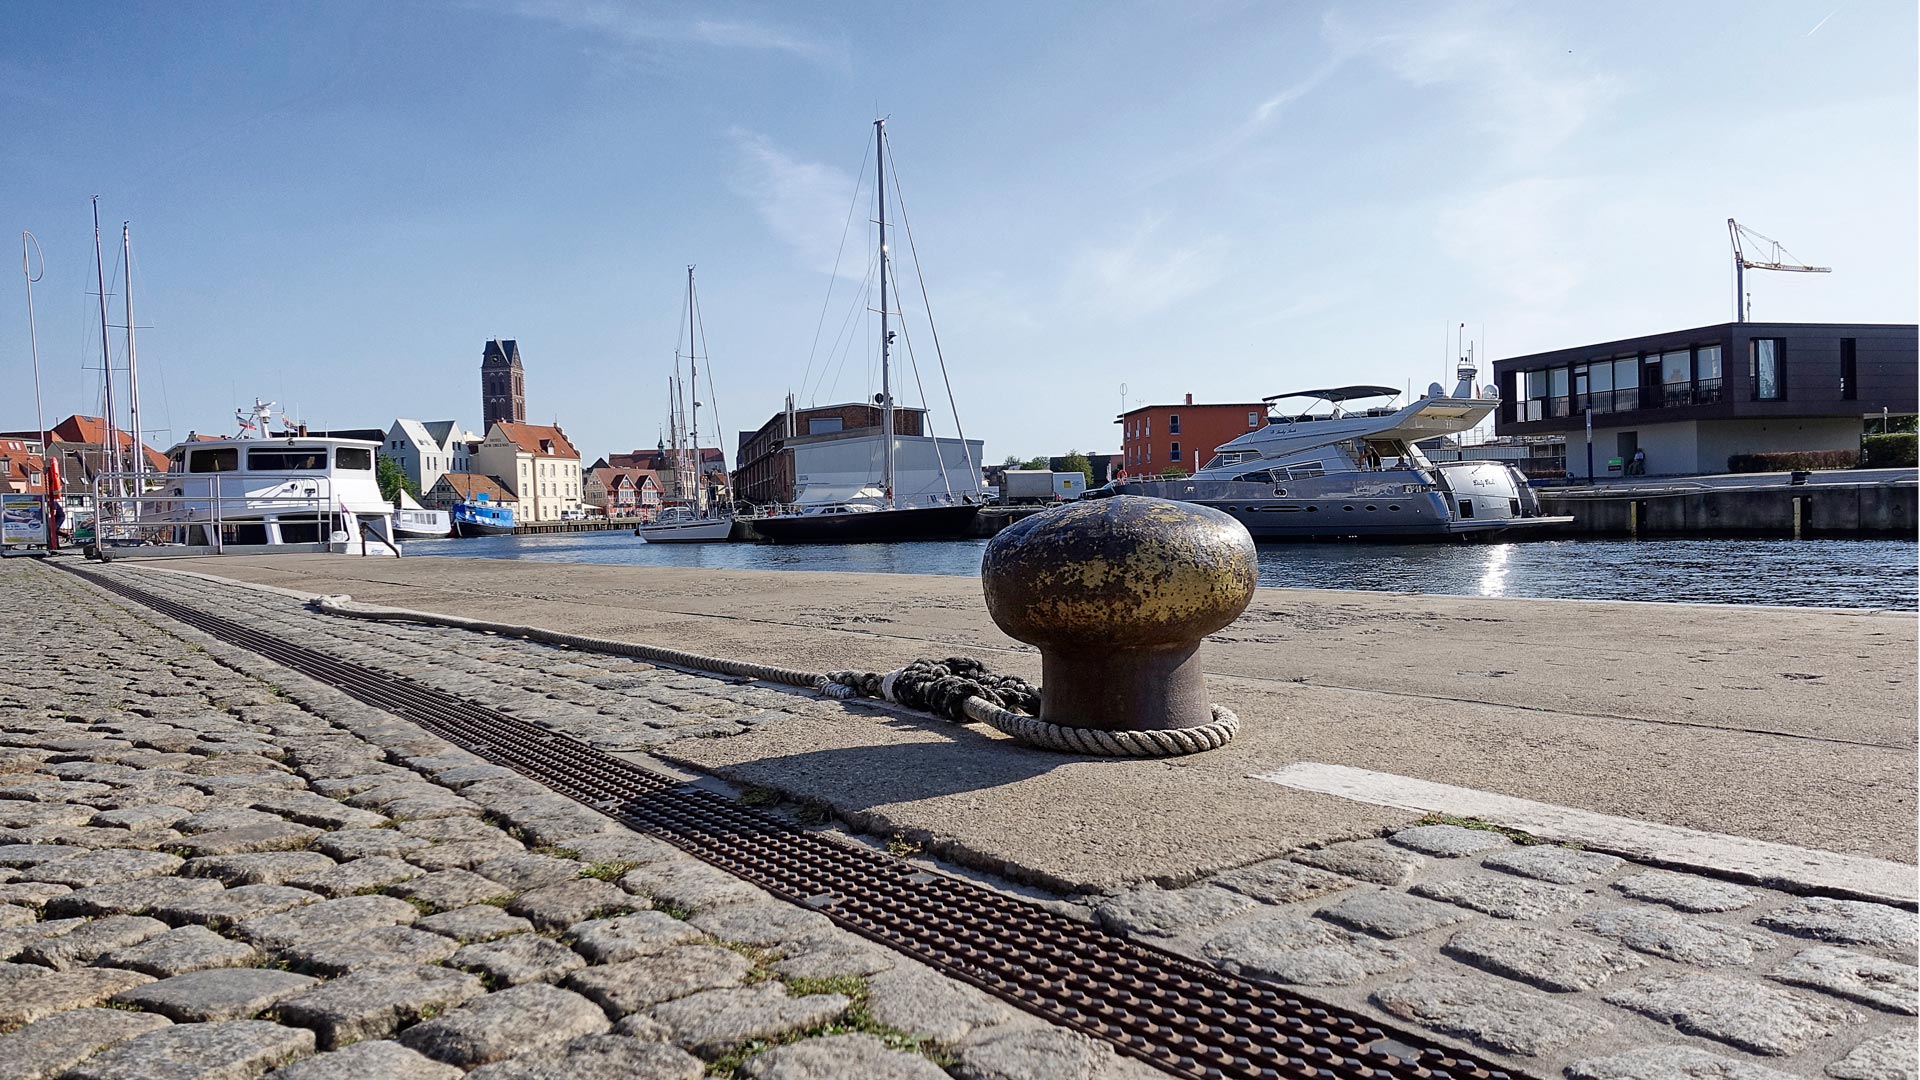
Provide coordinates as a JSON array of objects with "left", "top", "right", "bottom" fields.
[
  {"left": 1123, "top": 411, "right": 1264, "bottom": 441},
  {"left": 182, "top": 447, "right": 373, "bottom": 473},
  {"left": 1125, "top": 442, "right": 1184, "bottom": 465},
  {"left": 1513, "top": 341, "right": 1805, "bottom": 421}
]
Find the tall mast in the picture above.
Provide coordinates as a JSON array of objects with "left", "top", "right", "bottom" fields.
[
  {"left": 122, "top": 223, "right": 143, "bottom": 482},
  {"left": 20, "top": 233, "right": 46, "bottom": 467},
  {"left": 686, "top": 265, "right": 703, "bottom": 516},
  {"left": 92, "top": 197, "right": 122, "bottom": 482},
  {"left": 875, "top": 118, "right": 895, "bottom": 509}
]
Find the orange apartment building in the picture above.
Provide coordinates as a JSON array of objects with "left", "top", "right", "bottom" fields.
[{"left": 1116, "top": 394, "right": 1269, "bottom": 477}]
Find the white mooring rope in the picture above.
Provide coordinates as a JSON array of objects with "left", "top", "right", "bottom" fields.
[{"left": 311, "top": 595, "right": 1238, "bottom": 757}]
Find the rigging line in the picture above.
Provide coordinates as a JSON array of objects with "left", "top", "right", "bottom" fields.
[
  {"left": 818, "top": 248, "right": 879, "bottom": 406},
  {"left": 893, "top": 316, "right": 957, "bottom": 499},
  {"left": 806, "top": 244, "right": 877, "bottom": 406},
  {"left": 884, "top": 131, "right": 973, "bottom": 465},
  {"left": 22, "top": 233, "right": 47, "bottom": 450},
  {"left": 691, "top": 275, "right": 725, "bottom": 472},
  {"left": 799, "top": 133, "right": 874, "bottom": 407}
]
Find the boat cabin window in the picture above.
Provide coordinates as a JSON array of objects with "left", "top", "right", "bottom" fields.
[
  {"left": 167, "top": 450, "right": 186, "bottom": 472},
  {"left": 334, "top": 448, "right": 373, "bottom": 470},
  {"left": 1236, "top": 470, "right": 1275, "bottom": 484},
  {"left": 189, "top": 448, "right": 239, "bottom": 473},
  {"left": 247, "top": 449, "right": 327, "bottom": 472}
]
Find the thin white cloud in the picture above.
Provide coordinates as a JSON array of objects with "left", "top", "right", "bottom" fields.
[
  {"left": 1132, "top": 57, "right": 1343, "bottom": 192},
  {"left": 1067, "top": 218, "right": 1227, "bottom": 320},
  {"left": 1325, "top": 2, "right": 1620, "bottom": 161},
  {"left": 727, "top": 129, "right": 866, "bottom": 277},
  {"left": 491, "top": 0, "right": 847, "bottom": 69},
  {"left": 1437, "top": 176, "right": 1590, "bottom": 307}
]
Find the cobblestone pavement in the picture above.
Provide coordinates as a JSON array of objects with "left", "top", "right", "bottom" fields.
[
  {"left": 14, "top": 561, "right": 1916, "bottom": 1080},
  {"left": 0, "top": 560, "right": 1170, "bottom": 1080}
]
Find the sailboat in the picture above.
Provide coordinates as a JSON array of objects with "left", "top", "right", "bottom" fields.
[
  {"left": 636, "top": 266, "right": 733, "bottom": 543},
  {"left": 753, "top": 119, "right": 981, "bottom": 545}
]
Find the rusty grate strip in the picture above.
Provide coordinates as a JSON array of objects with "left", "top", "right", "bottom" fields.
[{"left": 77, "top": 566, "right": 1522, "bottom": 1080}]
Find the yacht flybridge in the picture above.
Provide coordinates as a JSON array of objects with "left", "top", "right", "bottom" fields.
[
  {"left": 87, "top": 400, "right": 402, "bottom": 558},
  {"left": 1095, "top": 362, "right": 1572, "bottom": 541}
]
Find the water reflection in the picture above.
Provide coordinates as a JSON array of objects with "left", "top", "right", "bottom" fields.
[{"left": 405, "top": 532, "right": 1918, "bottom": 610}]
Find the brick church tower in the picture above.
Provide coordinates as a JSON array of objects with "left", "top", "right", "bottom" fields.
[{"left": 481, "top": 339, "right": 526, "bottom": 431}]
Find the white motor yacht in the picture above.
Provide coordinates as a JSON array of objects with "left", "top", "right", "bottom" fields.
[{"left": 1096, "top": 361, "right": 1573, "bottom": 541}]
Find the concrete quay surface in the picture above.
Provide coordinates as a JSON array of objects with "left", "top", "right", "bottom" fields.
[{"left": 4, "top": 554, "right": 1913, "bottom": 1080}]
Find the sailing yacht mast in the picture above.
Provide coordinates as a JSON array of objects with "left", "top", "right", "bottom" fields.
[
  {"left": 91, "top": 197, "right": 122, "bottom": 483},
  {"left": 122, "top": 223, "right": 144, "bottom": 484},
  {"left": 686, "top": 266, "right": 704, "bottom": 517},
  {"left": 875, "top": 118, "right": 895, "bottom": 510}
]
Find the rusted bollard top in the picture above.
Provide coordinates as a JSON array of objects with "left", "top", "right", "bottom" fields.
[{"left": 982, "top": 496, "right": 1257, "bottom": 649}]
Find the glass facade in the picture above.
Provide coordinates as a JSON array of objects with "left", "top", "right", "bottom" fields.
[
  {"left": 1518, "top": 345, "right": 1733, "bottom": 420},
  {"left": 1751, "top": 339, "right": 1783, "bottom": 400}
]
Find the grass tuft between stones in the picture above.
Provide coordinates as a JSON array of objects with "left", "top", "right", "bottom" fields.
[
  {"left": 577, "top": 862, "right": 629, "bottom": 881},
  {"left": 738, "top": 787, "right": 781, "bottom": 808},
  {"left": 699, "top": 975, "right": 956, "bottom": 1078},
  {"left": 1412, "top": 812, "right": 1548, "bottom": 847}
]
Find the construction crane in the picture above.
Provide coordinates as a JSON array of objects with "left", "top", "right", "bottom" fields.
[{"left": 1727, "top": 218, "right": 1831, "bottom": 322}]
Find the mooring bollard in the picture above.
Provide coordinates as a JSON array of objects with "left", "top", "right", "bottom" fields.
[{"left": 980, "top": 495, "right": 1256, "bottom": 732}]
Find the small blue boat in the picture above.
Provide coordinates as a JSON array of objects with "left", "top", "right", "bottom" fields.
[{"left": 451, "top": 499, "right": 515, "bottom": 537}]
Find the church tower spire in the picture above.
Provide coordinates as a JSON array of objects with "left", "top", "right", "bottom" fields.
[{"left": 481, "top": 339, "right": 526, "bottom": 431}]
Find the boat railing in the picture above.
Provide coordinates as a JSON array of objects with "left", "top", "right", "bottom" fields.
[{"left": 89, "top": 470, "right": 342, "bottom": 553}]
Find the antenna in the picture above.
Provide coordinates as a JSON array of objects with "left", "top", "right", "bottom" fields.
[{"left": 1727, "top": 218, "right": 1831, "bottom": 322}]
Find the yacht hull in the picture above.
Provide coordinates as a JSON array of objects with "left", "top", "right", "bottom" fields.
[
  {"left": 750, "top": 504, "right": 980, "bottom": 544},
  {"left": 636, "top": 517, "right": 734, "bottom": 543},
  {"left": 452, "top": 519, "right": 514, "bottom": 538}
]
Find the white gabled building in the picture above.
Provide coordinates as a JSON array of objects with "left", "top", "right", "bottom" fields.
[
  {"left": 471, "top": 421, "right": 583, "bottom": 523},
  {"left": 385, "top": 419, "right": 480, "bottom": 496}
]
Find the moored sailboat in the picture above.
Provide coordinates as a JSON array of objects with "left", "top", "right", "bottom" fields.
[{"left": 637, "top": 266, "right": 734, "bottom": 543}]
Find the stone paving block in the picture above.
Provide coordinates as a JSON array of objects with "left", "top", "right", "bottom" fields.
[
  {"left": 64, "top": 1018, "right": 316, "bottom": 1080},
  {"left": 177, "top": 807, "right": 285, "bottom": 834},
  {"left": 1372, "top": 970, "right": 1612, "bottom": 1057},
  {"left": 155, "top": 884, "right": 320, "bottom": 929},
  {"left": 394, "top": 817, "right": 517, "bottom": 844},
  {"left": 1094, "top": 885, "right": 1256, "bottom": 938},
  {"left": 1411, "top": 875, "right": 1588, "bottom": 920},
  {"left": 46, "top": 875, "right": 225, "bottom": 919},
  {"left": 261, "top": 1038, "right": 462, "bottom": 1080},
  {"left": 0, "top": 803, "right": 92, "bottom": 829},
  {"left": 1610, "top": 869, "right": 1756, "bottom": 913},
  {"left": 175, "top": 821, "right": 323, "bottom": 859},
  {"left": 182, "top": 851, "right": 338, "bottom": 887},
  {"left": 1209, "top": 858, "right": 1355, "bottom": 905},
  {"left": 689, "top": 901, "right": 837, "bottom": 949},
  {"left": 620, "top": 860, "right": 767, "bottom": 911},
  {"left": 0, "top": 844, "right": 85, "bottom": 867},
  {"left": 462, "top": 1034, "right": 704, "bottom": 1080},
  {"left": 567, "top": 911, "right": 705, "bottom": 963},
  {"left": 311, "top": 829, "right": 429, "bottom": 861},
  {"left": 748, "top": 1031, "right": 950, "bottom": 1079},
  {"left": 507, "top": 878, "right": 642, "bottom": 929},
  {"left": 1566, "top": 1045, "right": 1799, "bottom": 1080},
  {"left": 399, "top": 982, "right": 611, "bottom": 1067},
  {"left": 284, "top": 925, "right": 459, "bottom": 975},
  {"left": 1480, "top": 846, "right": 1624, "bottom": 885},
  {"left": 387, "top": 869, "right": 513, "bottom": 912},
  {"left": 1824, "top": 1030, "right": 1917, "bottom": 1080},
  {"left": 1769, "top": 946, "right": 1919, "bottom": 1014},
  {"left": 0, "top": 918, "right": 86, "bottom": 961},
  {"left": 1603, "top": 971, "right": 1864, "bottom": 1056},
  {"left": 1575, "top": 908, "right": 1774, "bottom": 967},
  {"left": 559, "top": 831, "right": 679, "bottom": 868},
  {"left": 648, "top": 982, "right": 850, "bottom": 1054},
  {"left": 0, "top": 883, "right": 70, "bottom": 911},
  {"left": 864, "top": 962, "right": 1023, "bottom": 1042},
  {"left": 451, "top": 933, "right": 587, "bottom": 986},
  {"left": 247, "top": 792, "right": 387, "bottom": 830},
  {"left": 0, "top": 1006, "right": 172, "bottom": 1080},
  {"left": 0, "top": 966, "right": 156, "bottom": 1030},
  {"left": 1290, "top": 841, "right": 1423, "bottom": 886},
  {"left": 236, "top": 894, "right": 419, "bottom": 950},
  {"left": 564, "top": 945, "right": 753, "bottom": 1015},
  {"left": 1441, "top": 922, "right": 1645, "bottom": 992},
  {"left": 274, "top": 963, "right": 486, "bottom": 1049},
  {"left": 414, "top": 904, "right": 535, "bottom": 944},
  {"left": 613, "top": 1013, "right": 674, "bottom": 1040},
  {"left": 769, "top": 934, "right": 900, "bottom": 979},
  {"left": 1202, "top": 912, "right": 1412, "bottom": 987},
  {"left": 953, "top": 1026, "right": 1112, "bottom": 1080},
  {"left": 18, "top": 913, "right": 168, "bottom": 970},
  {"left": 111, "top": 966, "right": 318, "bottom": 1022},
  {"left": 471, "top": 852, "right": 583, "bottom": 892},
  {"left": 0, "top": 906, "right": 30, "bottom": 929},
  {"left": 90, "top": 805, "right": 195, "bottom": 832},
  {"left": 282, "top": 855, "right": 422, "bottom": 897},
  {"left": 1757, "top": 899, "right": 1919, "bottom": 959},
  {"left": 17, "top": 847, "right": 181, "bottom": 887},
  {"left": 1388, "top": 824, "right": 1509, "bottom": 858},
  {"left": 1317, "top": 891, "right": 1474, "bottom": 939},
  {"left": 404, "top": 839, "right": 526, "bottom": 872},
  {"left": 100, "top": 924, "right": 262, "bottom": 978}
]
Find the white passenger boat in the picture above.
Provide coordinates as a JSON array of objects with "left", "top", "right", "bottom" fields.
[
  {"left": 392, "top": 490, "right": 452, "bottom": 540},
  {"left": 1095, "top": 361, "right": 1573, "bottom": 541},
  {"left": 88, "top": 401, "right": 402, "bottom": 558}
]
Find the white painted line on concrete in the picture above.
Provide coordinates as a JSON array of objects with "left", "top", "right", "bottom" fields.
[{"left": 1255, "top": 761, "right": 1917, "bottom": 908}]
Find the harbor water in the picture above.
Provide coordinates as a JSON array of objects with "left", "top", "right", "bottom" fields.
[{"left": 403, "top": 533, "right": 1918, "bottom": 611}]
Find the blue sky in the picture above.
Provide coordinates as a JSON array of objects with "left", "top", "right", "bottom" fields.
[{"left": 3, "top": 1, "right": 1913, "bottom": 465}]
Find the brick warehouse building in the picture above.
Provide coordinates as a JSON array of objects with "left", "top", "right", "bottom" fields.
[
  {"left": 1116, "top": 394, "right": 1269, "bottom": 477},
  {"left": 1493, "top": 321, "right": 1916, "bottom": 478}
]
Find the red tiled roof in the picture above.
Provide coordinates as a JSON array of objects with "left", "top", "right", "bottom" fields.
[
  {"left": 493, "top": 422, "right": 580, "bottom": 460},
  {"left": 431, "top": 472, "right": 515, "bottom": 503},
  {"left": 43, "top": 415, "right": 168, "bottom": 470},
  {"left": 0, "top": 440, "right": 47, "bottom": 495}
]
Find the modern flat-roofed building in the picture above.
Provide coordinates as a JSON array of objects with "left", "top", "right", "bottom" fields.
[{"left": 1492, "top": 322, "right": 1916, "bottom": 478}]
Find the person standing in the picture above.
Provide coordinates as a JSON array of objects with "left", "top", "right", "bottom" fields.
[{"left": 1632, "top": 448, "right": 1647, "bottom": 476}]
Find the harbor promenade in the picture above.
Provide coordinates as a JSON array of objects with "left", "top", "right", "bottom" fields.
[{"left": 1, "top": 554, "right": 1912, "bottom": 1079}]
